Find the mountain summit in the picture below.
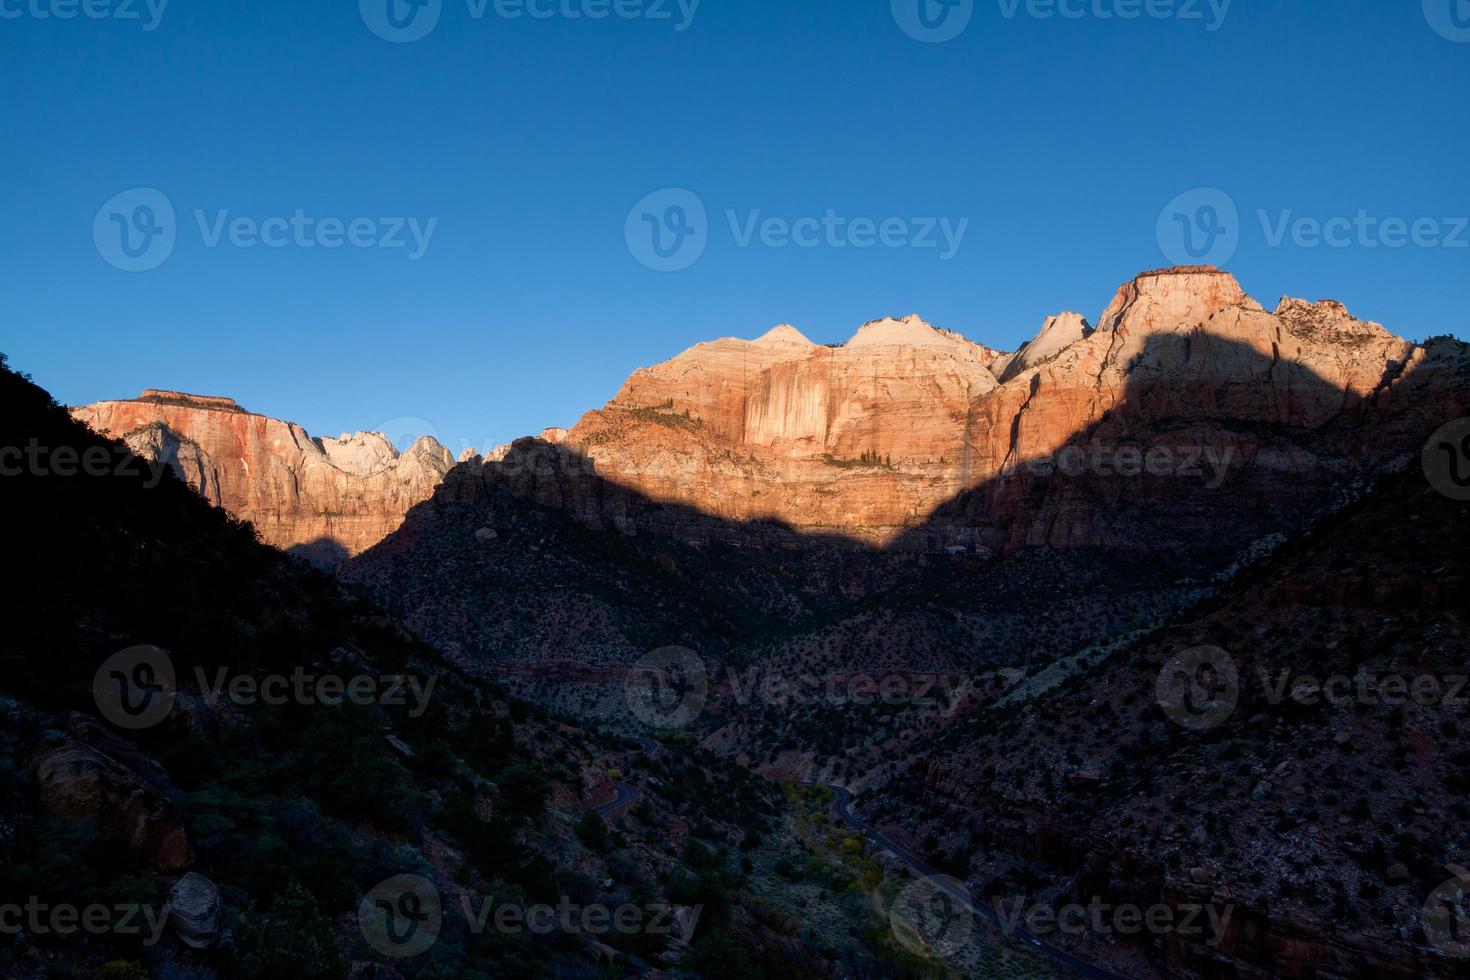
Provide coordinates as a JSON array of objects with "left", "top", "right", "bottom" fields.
[{"left": 70, "top": 268, "right": 1467, "bottom": 561}]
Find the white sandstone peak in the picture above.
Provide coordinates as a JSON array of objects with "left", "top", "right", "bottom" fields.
[
  {"left": 752, "top": 324, "right": 814, "bottom": 347},
  {"left": 846, "top": 314, "right": 958, "bottom": 348},
  {"left": 995, "top": 311, "right": 1095, "bottom": 381}
]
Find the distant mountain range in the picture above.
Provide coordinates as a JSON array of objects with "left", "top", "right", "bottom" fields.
[{"left": 71, "top": 265, "right": 1468, "bottom": 566}]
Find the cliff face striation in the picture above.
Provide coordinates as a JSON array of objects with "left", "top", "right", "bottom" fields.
[
  {"left": 71, "top": 390, "right": 454, "bottom": 564},
  {"left": 562, "top": 267, "right": 1463, "bottom": 553},
  {"left": 70, "top": 268, "right": 1468, "bottom": 565}
]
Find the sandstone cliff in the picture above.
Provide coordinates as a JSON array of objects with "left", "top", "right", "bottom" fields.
[
  {"left": 70, "top": 268, "right": 1467, "bottom": 564},
  {"left": 563, "top": 267, "right": 1464, "bottom": 552},
  {"left": 71, "top": 391, "right": 453, "bottom": 564}
]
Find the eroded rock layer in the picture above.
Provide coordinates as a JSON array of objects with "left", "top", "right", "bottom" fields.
[
  {"left": 71, "top": 391, "right": 453, "bottom": 564},
  {"left": 564, "top": 267, "right": 1464, "bottom": 552}
]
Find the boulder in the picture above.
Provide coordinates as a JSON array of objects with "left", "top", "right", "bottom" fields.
[
  {"left": 32, "top": 738, "right": 190, "bottom": 869},
  {"left": 167, "top": 872, "right": 221, "bottom": 949}
]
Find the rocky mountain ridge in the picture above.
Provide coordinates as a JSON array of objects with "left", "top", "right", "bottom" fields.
[
  {"left": 70, "top": 268, "right": 1467, "bottom": 564},
  {"left": 566, "top": 266, "right": 1461, "bottom": 554},
  {"left": 71, "top": 389, "right": 455, "bottom": 565}
]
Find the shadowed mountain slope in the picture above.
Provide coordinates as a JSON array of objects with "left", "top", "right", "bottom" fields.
[
  {"left": 0, "top": 357, "right": 842, "bottom": 980},
  {"left": 864, "top": 462, "right": 1470, "bottom": 979}
]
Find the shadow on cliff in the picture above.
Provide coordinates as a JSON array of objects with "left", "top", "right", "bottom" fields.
[
  {"left": 370, "top": 331, "right": 1466, "bottom": 564},
  {"left": 890, "top": 330, "right": 1467, "bottom": 556},
  {"left": 287, "top": 537, "right": 352, "bottom": 568},
  {"left": 341, "top": 332, "right": 1466, "bottom": 663}
]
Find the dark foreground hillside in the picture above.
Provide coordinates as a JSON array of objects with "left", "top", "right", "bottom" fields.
[
  {"left": 869, "top": 459, "right": 1470, "bottom": 978},
  {"left": 0, "top": 356, "right": 856, "bottom": 980}
]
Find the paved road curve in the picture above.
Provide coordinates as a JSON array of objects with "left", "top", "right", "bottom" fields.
[
  {"left": 824, "top": 785, "right": 1121, "bottom": 980},
  {"left": 595, "top": 780, "right": 640, "bottom": 817},
  {"left": 594, "top": 736, "right": 659, "bottom": 818}
]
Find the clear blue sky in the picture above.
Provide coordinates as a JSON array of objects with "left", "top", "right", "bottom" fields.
[{"left": 4, "top": 0, "right": 1467, "bottom": 455}]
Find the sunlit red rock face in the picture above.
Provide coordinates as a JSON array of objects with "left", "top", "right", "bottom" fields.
[
  {"left": 566, "top": 316, "right": 1007, "bottom": 540},
  {"left": 71, "top": 390, "right": 453, "bottom": 564},
  {"left": 563, "top": 266, "right": 1465, "bottom": 552},
  {"left": 69, "top": 267, "right": 1467, "bottom": 564}
]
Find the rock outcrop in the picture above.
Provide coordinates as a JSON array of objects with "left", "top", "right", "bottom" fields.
[
  {"left": 992, "top": 311, "right": 1093, "bottom": 382},
  {"left": 564, "top": 314, "right": 1005, "bottom": 542},
  {"left": 71, "top": 390, "right": 453, "bottom": 564},
  {"left": 32, "top": 725, "right": 191, "bottom": 870},
  {"left": 560, "top": 268, "right": 1465, "bottom": 552},
  {"left": 167, "top": 872, "right": 222, "bottom": 949}
]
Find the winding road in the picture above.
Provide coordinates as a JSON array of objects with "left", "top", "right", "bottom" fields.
[
  {"left": 594, "top": 736, "right": 659, "bottom": 818},
  {"left": 825, "top": 785, "right": 1121, "bottom": 980},
  {"left": 594, "top": 780, "right": 640, "bottom": 817}
]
